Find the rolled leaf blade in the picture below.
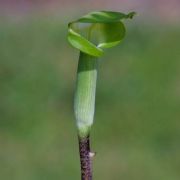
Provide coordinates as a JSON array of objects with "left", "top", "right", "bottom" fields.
[{"left": 68, "top": 11, "right": 136, "bottom": 57}]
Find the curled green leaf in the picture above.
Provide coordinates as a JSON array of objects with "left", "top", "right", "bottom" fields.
[{"left": 68, "top": 11, "right": 136, "bottom": 57}]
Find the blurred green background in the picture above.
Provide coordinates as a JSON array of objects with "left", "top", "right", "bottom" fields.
[{"left": 0, "top": 1, "right": 180, "bottom": 180}]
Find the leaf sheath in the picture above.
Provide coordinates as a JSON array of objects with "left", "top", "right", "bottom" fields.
[{"left": 74, "top": 52, "right": 98, "bottom": 138}]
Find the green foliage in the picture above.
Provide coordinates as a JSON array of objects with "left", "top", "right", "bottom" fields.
[
  {"left": 68, "top": 11, "right": 136, "bottom": 57},
  {"left": 68, "top": 11, "right": 136, "bottom": 138}
]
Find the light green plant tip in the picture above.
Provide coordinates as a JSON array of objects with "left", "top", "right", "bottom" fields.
[
  {"left": 68, "top": 11, "right": 136, "bottom": 138},
  {"left": 68, "top": 11, "right": 136, "bottom": 57}
]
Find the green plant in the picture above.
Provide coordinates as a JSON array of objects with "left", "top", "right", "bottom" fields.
[{"left": 67, "top": 11, "right": 135, "bottom": 179}]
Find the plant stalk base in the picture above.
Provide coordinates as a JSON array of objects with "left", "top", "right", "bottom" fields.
[{"left": 78, "top": 136, "right": 93, "bottom": 180}]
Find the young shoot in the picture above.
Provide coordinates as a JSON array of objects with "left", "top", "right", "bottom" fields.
[{"left": 67, "top": 10, "right": 136, "bottom": 180}]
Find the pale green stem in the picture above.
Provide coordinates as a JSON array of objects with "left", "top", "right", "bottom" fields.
[{"left": 74, "top": 52, "right": 98, "bottom": 138}]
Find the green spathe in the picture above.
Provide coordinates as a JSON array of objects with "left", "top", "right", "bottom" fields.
[
  {"left": 68, "top": 11, "right": 136, "bottom": 57},
  {"left": 68, "top": 11, "right": 136, "bottom": 138},
  {"left": 74, "top": 52, "right": 97, "bottom": 137}
]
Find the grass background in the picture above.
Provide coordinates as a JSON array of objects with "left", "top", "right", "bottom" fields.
[{"left": 0, "top": 15, "right": 180, "bottom": 180}]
